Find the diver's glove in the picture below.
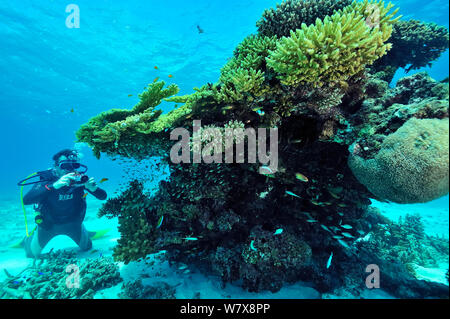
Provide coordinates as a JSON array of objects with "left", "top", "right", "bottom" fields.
[
  {"left": 84, "top": 177, "right": 98, "bottom": 192},
  {"left": 53, "top": 173, "right": 76, "bottom": 189}
]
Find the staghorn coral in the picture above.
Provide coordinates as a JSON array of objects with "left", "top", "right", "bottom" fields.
[
  {"left": 232, "top": 34, "right": 278, "bottom": 70},
  {"left": 371, "top": 19, "right": 450, "bottom": 82},
  {"left": 348, "top": 117, "right": 449, "bottom": 203},
  {"left": 217, "top": 67, "right": 268, "bottom": 103},
  {"left": 257, "top": 0, "right": 353, "bottom": 37},
  {"left": 266, "top": 0, "right": 398, "bottom": 87},
  {"left": 216, "top": 35, "right": 277, "bottom": 104}
]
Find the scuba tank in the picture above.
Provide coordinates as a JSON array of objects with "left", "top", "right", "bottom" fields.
[{"left": 17, "top": 170, "right": 54, "bottom": 236}]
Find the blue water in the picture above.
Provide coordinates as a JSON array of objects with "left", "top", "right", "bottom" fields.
[{"left": 0, "top": 0, "right": 448, "bottom": 299}]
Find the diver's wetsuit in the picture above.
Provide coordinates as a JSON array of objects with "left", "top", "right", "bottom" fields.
[{"left": 22, "top": 169, "right": 107, "bottom": 258}]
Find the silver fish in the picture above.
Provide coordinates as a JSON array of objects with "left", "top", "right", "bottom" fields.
[{"left": 341, "top": 232, "right": 355, "bottom": 238}]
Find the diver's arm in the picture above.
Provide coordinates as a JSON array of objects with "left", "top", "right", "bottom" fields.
[
  {"left": 84, "top": 177, "right": 107, "bottom": 200},
  {"left": 23, "top": 182, "right": 53, "bottom": 205},
  {"left": 87, "top": 187, "right": 107, "bottom": 200}
]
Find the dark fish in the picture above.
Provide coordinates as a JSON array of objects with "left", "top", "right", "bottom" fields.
[{"left": 197, "top": 25, "right": 204, "bottom": 33}]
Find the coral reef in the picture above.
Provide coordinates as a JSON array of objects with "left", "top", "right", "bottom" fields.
[
  {"left": 0, "top": 250, "right": 121, "bottom": 299},
  {"left": 371, "top": 19, "right": 449, "bottom": 82},
  {"left": 98, "top": 180, "right": 157, "bottom": 264},
  {"left": 257, "top": 0, "right": 353, "bottom": 37},
  {"left": 266, "top": 0, "right": 399, "bottom": 87},
  {"left": 76, "top": 81, "right": 184, "bottom": 159},
  {"left": 361, "top": 213, "right": 449, "bottom": 269},
  {"left": 77, "top": 0, "right": 449, "bottom": 298},
  {"left": 119, "top": 279, "right": 176, "bottom": 299}
]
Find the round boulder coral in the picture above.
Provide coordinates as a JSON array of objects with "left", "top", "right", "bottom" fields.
[{"left": 348, "top": 117, "right": 449, "bottom": 203}]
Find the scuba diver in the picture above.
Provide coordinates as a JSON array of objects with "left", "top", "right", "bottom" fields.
[{"left": 18, "top": 149, "right": 107, "bottom": 258}]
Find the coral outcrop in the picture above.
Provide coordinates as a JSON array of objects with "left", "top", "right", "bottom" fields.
[
  {"left": 371, "top": 19, "right": 449, "bottom": 82},
  {"left": 76, "top": 0, "right": 449, "bottom": 298},
  {"left": 265, "top": 2, "right": 397, "bottom": 87},
  {"left": 257, "top": 0, "right": 353, "bottom": 37}
]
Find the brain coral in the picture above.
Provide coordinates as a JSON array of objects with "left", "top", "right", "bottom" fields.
[{"left": 348, "top": 117, "right": 449, "bottom": 203}]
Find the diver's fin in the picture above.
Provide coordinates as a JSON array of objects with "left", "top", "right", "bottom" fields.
[
  {"left": 88, "top": 228, "right": 111, "bottom": 240},
  {"left": 9, "top": 236, "right": 26, "bottom": 249}
]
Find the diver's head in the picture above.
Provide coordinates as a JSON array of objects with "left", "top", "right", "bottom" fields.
[{"left": 52, "top": 149, "right": 87, "bottom": 177}]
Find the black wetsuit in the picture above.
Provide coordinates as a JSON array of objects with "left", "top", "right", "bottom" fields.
[{"left": 22, "top": 169, "right": 107, "bottom": 257}]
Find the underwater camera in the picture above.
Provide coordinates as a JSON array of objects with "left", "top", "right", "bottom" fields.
[{"left": 71, "top": 173, "right": 89, "bottom": 185}]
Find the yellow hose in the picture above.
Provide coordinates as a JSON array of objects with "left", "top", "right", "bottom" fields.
[{"left": 20, "top": 172, "right": 37, "bottom": 237}]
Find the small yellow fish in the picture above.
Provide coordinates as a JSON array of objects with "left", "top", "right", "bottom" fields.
[
  {"left": 337, "top": 203, "right": 347, "bottom": 208},
  {"left": 153, "top": 77, "right": 159, "bottom": 83},
  {"left": 82, "top": 193, "right": 88, "bottom": 199},
  {"left": 154, "top": 66, "right": 158, "bottom": 70},
  {"left": 70, "top": 108, "right": 74, "bottom": 113},
  {"left": 128, "top": 94, "right": 133, "bottom": 97},
  {"left": 295, "top": 173, "right": 309, "bottom": 182},
  {"left": 99, "top": 178, "right": 109, "bottom": 183},
  {"left": 221, "top": 105, "right": 234, "bottom": 111},
  {"left": 168, "top": 74, "right": 173, "bottom": 78}
]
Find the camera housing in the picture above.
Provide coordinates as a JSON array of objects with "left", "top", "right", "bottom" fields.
[{"left": 71, "top": 173, "right": 89, "bottom": 185}]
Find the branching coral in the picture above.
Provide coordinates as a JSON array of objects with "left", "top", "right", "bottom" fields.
[
  {"left": 216, "top": 35, "right": 277, "bottom": 104},
  {"left": 76, "top": 81, "right": 182, "bottom": 159},
  {"left": 266, "top": 0, "right": 399, "bottom": 87},
  {"left": 371, "top": 19, "right": 449, "bottom": 82},
  {"left": 257, "top": 0, "right": 353, "bottom": 37}
]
